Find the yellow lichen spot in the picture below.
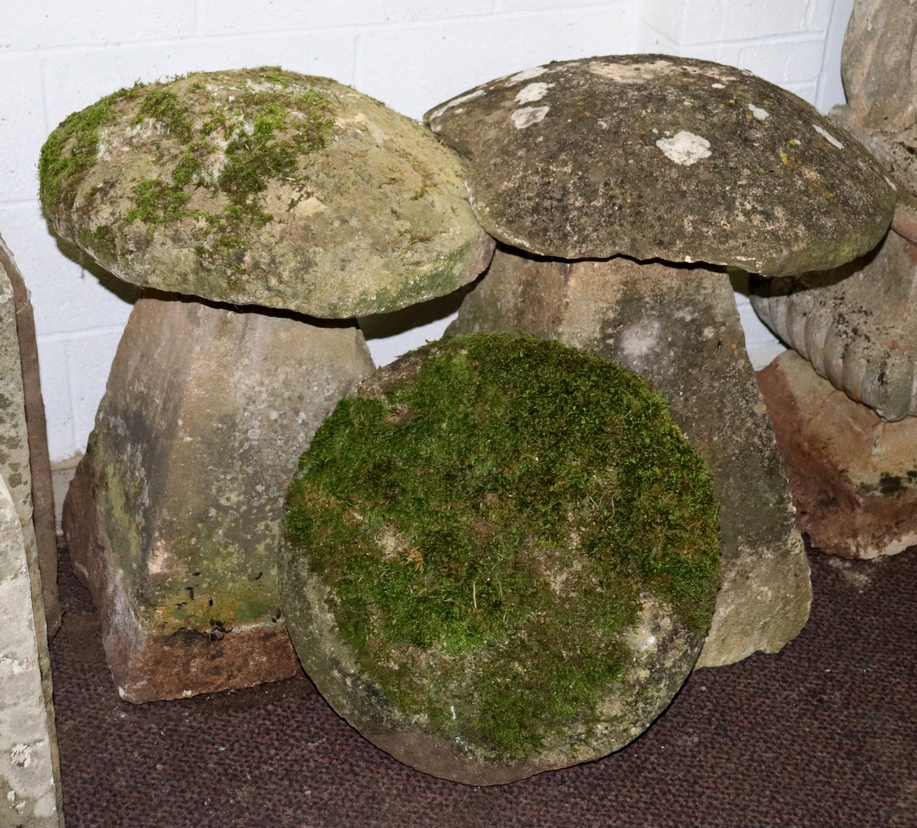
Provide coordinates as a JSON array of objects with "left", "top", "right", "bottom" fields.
[
  {"left": 758, "top": 167, "right": 766, "bottom": 174},
  {"left": 745, "top": 112, "right": 753, "bottom": 120},
  {"left": 780, "top": 152, "right": 789, "bottom": 165},
  {"left": 729, "top": 99, "right": 736, "bottom": 105}
]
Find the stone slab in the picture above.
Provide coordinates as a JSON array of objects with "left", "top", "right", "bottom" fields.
[
  {"left": 758, "top": 349, "right": 917, "bottom": 559},
  {"left": 0, "top": 476, "right": 63, "bottom": 828},
  {"left": 0, "top": 258, "right": 63, "bottom": 826},
  {"left": 0, "top": 234, "right": 60, "bottom": 638},
  {"left": 63, "top": 291, "right": 375, "bottom": 702},
  {"left": 448, "top": 248, "right": 811, "bottom": 667}
]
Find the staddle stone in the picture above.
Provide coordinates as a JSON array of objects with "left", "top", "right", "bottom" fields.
[
  {"left": 282, "top": 334, "right": 721, "bottom": 785},
  {"left": 758, "top": 349, "right": 917, "bottom": 559},
  {"left": 751, "top": 228, "right": 917, "bottom": 422},
  {"left": 63, "top": 292, "right": 375, "bottom": 702},
  {"left": 39, "top": 67, "right": 493, "bottom": 318},
  {"left": 449, "top": 249, "right": 811, "bottom": 667},
  {"left": 426, "top": 54, "right": 895, "bottom": 275}
]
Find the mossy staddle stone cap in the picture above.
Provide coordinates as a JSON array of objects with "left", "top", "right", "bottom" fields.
[
  {"left": 39, "top": 67, "right": 493, "bottom": 318},
  {"left": 281, "top": 332, "right": 721, "bottom": 784},
  {"left": 424, "top": 55, "right": 897, "bottom": 276}
]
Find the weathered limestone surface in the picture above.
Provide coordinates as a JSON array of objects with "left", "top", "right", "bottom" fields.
[
  {"left": 0, "top": 262, "right": 63, "bottom": 826},
  {"left": 751, "top": 229, "right": 917, "bottom": 422},
  {"left": 40, "top": 67, "right": 493, "bottom": 319},
  {"left": 830, "top": 105, "right": 917, "bottom": 215},
  {"left": 0, "top": 476, "right": 63, "bottom": 828},
  {"left": 449, "top": 248, "right": 811, "bottom": 667},
  {"left": 0, "top": 235, "right": 59, "bottom": 637},
  {"left": 426, "top": 54, "right": 895, "bottom": 276},
  {"left": 751, "top": 229, "right": 917, "bottom": 419},
  {"left": 758, "top": 349, "right": 917, "bottom": 559},
  {"left": 63, "top": 291, "right": 375, "bottom": 702},
  {"left": 282, "top": 334, "right": 720, "bottom": 784},
  {"left": 841, "top": 0, "right": 917, "bottom": 134}
]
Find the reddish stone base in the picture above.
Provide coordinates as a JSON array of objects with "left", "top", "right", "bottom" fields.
[
  {"left": 758, "top": 350, "right": 917, "bottom": 559},
  {"left": 62, "top": 461, "right": 302, "bottom": 703}
]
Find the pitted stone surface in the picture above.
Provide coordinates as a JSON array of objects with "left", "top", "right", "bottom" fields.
[
  {"left": 63, "top": 292, "right": 375, "bottom": 702},
  {"left": 448, "top": 248, "right": 811, "bottom": 668},
  {"left": 425, "top": 55, "right": 895, "bottom": 276},
  {"left": 0, "top": 477, "right": 62, "bottom": 828},
  {"left": 751, "top": 229, "right": 917, "bottom": 422},
  {"left": 830, "top": 104, "right": 917, "bottom": 204},
  {"left": 841, "top": 0, "right": 917, "bottom": 134},
  {"left": 40, "top": 67, "right": 493, "bottom": 318},
  {"left": 0, "top": 236, "right": 59, "bottom": 638},
  {"left": 758, "top": 349, "right": 917, "bottom": 559}
]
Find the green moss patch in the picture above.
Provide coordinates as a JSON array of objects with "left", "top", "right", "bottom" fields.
[
  {"left": 283, "top": 333, "right": 720, "bottom": 760},
  {"left": 39, "top": 67, "right": 335, "bottom": 286}
]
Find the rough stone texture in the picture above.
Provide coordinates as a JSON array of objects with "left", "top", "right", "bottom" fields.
[
  {"left": 282, "top": 334, "right": 719, "bottom": 785},
  {"left": 425, "top": 55, "right": 895, "bottom": 276},
  {"left": 0, "top": 235, "right": 60, "bottom": 638},
  {"left": 751, "top": 228, "right": 917, "bottom": 422},
  {"left": 0, "top": 259, "right": 63, "bottom": 827},
  {"left": 0, "top": 476, "right": 63, "bottom": 828},
  {"left": 448, "top": 248, "right": 811, "bottom": 668},
  {"left": 757, "top": 349, "right": 917, "bottom": 559},
  {"left": 830, "top": 104, "right": 917, "bottom": 204},
  {"left": 40, "top": 67, "right": 493, "bottom": 319},
  {"left": 63, "top": 291, "right": 375, "bottom": 702},
  {"left": 841, "top": 0, "right": 917, "bottom": 134}
]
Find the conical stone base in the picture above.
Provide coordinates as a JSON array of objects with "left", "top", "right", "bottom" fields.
[
  {"left": 63, "top": 291, "right": 375, "bottom": 702},
  {"left": 449, "top": 247, "right": 811, "bottom": 667}
]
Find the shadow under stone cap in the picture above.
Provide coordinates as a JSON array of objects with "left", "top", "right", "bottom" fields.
[
  {"left": 39, "top": 67, "right": 493, "bottom": 319},
  {"left": 425, "top": 55, "right": 896, "bottom": 277}
]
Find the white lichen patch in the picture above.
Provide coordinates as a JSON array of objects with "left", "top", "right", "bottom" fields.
[
  {"left": 515, "top": 82, "right": 553, "bottom": 105},
  {"left": 0, "top": 654, "right": 27, "bottom": 674},
  {"left": 427, "top": 89, "right": 487, "bottom": 124},
  {"left": 508, "top": 65, "right": 548, "bottom": 84},
  {"left": 885, "top": 176, "right": 898, "bottom": 190},
  {"left": 813, "top": 124, "right": 844, "bottom": 149},
  {"left": 655, "top": 131, "right": 712, "bottom": 166},
  {"left": 511, "top": 106, "right": 550, "bottom": 129},
  {"left": 748, "top": 104, "right": 769, "bottom": 121},
  {"left": 711, "top": 83, "right": 726, "bottom": 89},
  {"left": 10, "top": 743, "right": 32, "bottom": 768}
]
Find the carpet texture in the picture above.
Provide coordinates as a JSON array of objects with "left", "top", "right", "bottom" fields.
[{"left": 49, "top": 544, "right": 917, "bottom": 827}]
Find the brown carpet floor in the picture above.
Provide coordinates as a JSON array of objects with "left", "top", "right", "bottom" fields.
[{"left": 49, "top": 543, "right": 917, "bottom": 828}]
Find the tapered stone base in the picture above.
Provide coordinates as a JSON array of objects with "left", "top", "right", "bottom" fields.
[
  {"left": 449, "top": 247, "right": 811, "bottom": 667},
  {"left": 63, "top": 292, "right": 375, "bottom": 702}
]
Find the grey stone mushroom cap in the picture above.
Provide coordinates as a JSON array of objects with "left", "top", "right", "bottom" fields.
[
  {"left": 424, "top": 54, "right": 896, "bottom": 277},
  {"left": 39, "top": 67, "right": 494, "bottom": 319}
]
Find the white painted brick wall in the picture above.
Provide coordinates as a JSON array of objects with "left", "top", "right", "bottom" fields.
[{"left": 0, "top": 0, "right": 854, "bottom": 461}]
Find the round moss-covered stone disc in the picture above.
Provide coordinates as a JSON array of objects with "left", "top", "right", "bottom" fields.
[
  {"left": 424, "top": 55, "right": 896, "bottom": 276},
  {"left": 281, "top": 333, "right": 721, "bottom": 784},
  {"left": 39, "top": 67, "right": 493, "bottom": 318}
]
